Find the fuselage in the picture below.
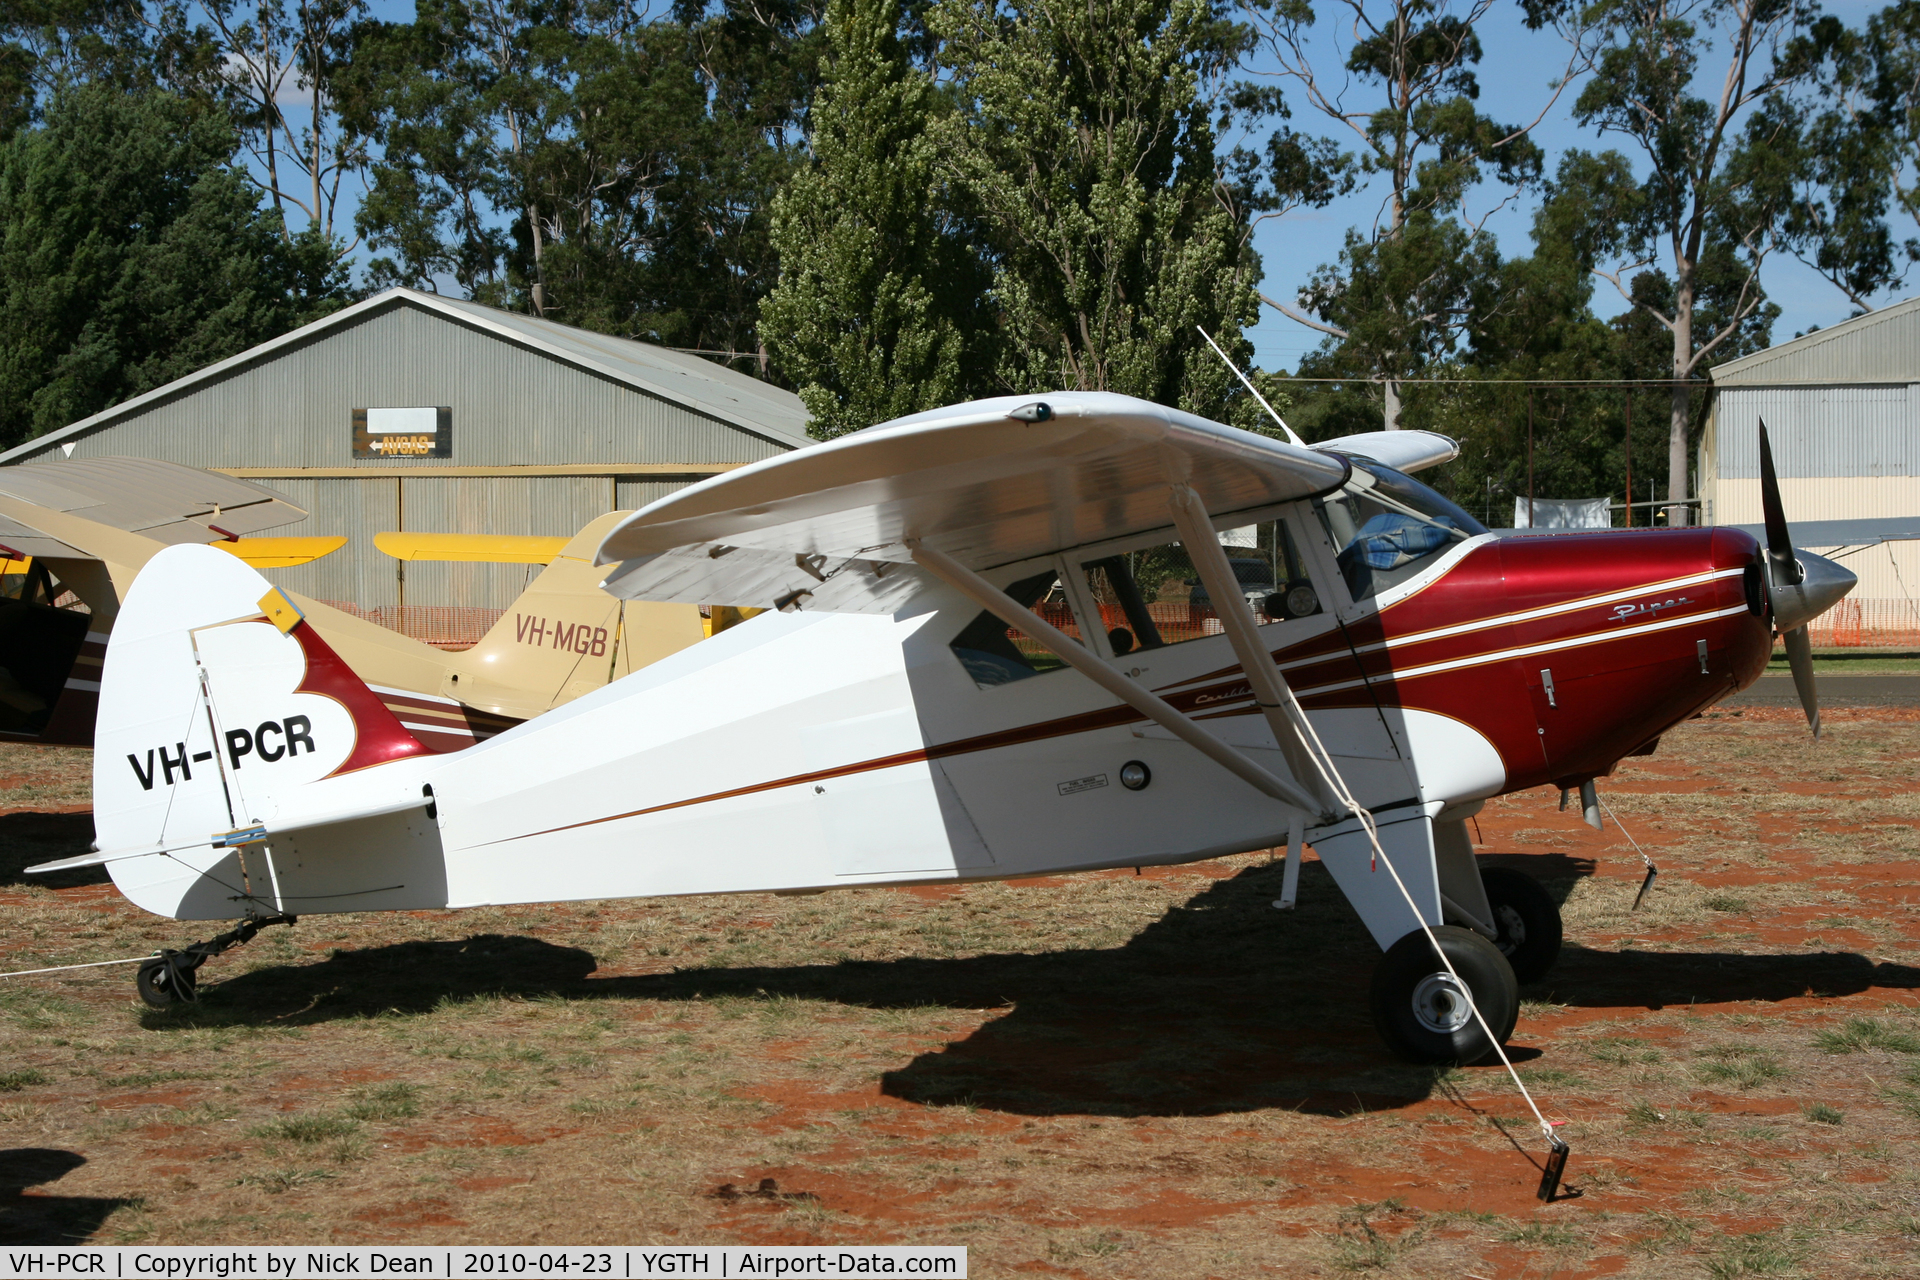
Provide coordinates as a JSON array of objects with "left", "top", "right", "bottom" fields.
[{"left": 404, "top": 524, "right": 1772, "bottom": 910}]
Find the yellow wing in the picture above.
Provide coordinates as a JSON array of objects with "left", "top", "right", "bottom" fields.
[{"left": 373, "top": 532, "right": 571, "bottom": 564}]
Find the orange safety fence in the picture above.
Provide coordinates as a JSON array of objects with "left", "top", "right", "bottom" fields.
[
  {"left": 318, "top": 601, "right": 506, "bottom": 651},
  {"left": 1010, "top": 600, "right": 1254, "bottom": 662},
  {"left": 1806, "top": 598, "right": 1920, "bottom": 648}
]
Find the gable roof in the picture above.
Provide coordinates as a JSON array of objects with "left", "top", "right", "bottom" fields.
[
  {"left": 0, "top": 287, "right": 813, "bottom": 464},
  {"left": 1711, "top": 296, "right": 1920, "bottom": 386}
]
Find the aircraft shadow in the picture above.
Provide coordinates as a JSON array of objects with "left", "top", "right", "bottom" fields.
[
  {"left": 0, "top": 1150, "right": 134, "bottom": 1245},
  {"left": 0, "top": 811, "right": 103, "bottom": 890},
  {"left": 141, "top": 859, "right": 1920, "bottom": 1118}
]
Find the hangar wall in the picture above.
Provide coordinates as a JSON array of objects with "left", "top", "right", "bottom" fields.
[
  {"left": 0, "top": 291, "right": 810, "bottom": 625},
  {"left": 1702, "top": 298, "right": 1920, "bottom": 619}
]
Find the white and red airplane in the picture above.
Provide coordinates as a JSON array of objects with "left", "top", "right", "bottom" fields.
[{"left": 32, "top": 392, "right": 1852, "bottom": 1068}]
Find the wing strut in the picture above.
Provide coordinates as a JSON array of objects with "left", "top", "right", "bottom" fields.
[
  {"left": 907, "top": 542, "right": 1331, "bottom": 820},
  {"left": 1165, "top": 485, "right": 1341, "bottom": 817}
]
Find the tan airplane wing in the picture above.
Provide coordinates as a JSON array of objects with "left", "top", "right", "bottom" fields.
[
  {"left": 0, "top": 457, "right": 307, "bottom": 542},
  {"left": 0, "top": 487, "right": 705, "bottom": 742}
]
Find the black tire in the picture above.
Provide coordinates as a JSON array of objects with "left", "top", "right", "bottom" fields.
[
  {"left": 135, "top": 955, "right": 196, "bottom": 1008},
  {"left": 1370, "top": 925, "right": 1519, "bottom": 1065},
  {"left": 1481, "top": 867, "right": 1563, "bottom": 984}
]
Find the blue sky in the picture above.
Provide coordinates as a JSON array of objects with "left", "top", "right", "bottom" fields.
[{"left": 291, "top": 0, "right": 1902, "bottom": 372}]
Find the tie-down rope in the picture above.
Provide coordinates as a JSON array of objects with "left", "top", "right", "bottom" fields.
[
  {"left": 0, "top": 955, "right": 153, "bottom": 978},
  {"left": 1278, "top": 690, "right": 1563, "bottom": 1153}
]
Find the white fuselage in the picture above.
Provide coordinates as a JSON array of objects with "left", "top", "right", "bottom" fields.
[{"left": 412, "top": 583, "right": 1504, "bottom": 910}]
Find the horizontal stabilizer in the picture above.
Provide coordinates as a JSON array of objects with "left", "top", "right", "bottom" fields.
[{"left": 217, "top": 536, "right": 348, "bottom": 568}]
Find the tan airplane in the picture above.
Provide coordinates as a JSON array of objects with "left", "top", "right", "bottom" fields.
[{"left": 0, "top": 459, "right": 704, "bottom": 747}]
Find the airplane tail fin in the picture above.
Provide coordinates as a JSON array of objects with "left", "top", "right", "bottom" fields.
[
  {"left": 85, "top": 544, "right": 439, "bottom": 919},
  {"left": 448, "top": 512, "right": 705, "bottom": 718}
]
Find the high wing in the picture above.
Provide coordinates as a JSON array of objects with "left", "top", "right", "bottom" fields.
[
  {"left": 595, "top": 392, "right": 1353, "bottom": 612},
  {"left": 0, "top": 458, "right": 306, "bottom": 558}
]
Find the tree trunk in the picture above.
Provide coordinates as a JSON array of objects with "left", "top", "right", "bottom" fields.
[
  {"left": 1667, "top": 280, "right": 1693, "bottom": 527},
  {"left": 1384, "top": 377, "right": 1401, "bottom": 431}
]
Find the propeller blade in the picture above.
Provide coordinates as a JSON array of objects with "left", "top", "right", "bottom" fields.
[
  {"left": 1783, "top": 624, "right": 1820, "bottom": 738},
  {"left": 1757, "top": 420, "right": 1803, "bottom": 587}
]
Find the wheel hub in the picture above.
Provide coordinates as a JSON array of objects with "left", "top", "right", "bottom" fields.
[{"left": 1410, "top": 972, "right": 1474, "bottom": 1033}]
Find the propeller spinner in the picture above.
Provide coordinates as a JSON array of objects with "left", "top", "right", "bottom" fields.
[{"left": 1757, "top": 419, "right": 1858, "bottom": 737}]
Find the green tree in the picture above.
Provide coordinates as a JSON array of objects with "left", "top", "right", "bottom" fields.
[
  {"left": 759, "top": 0, "right": 990, "bottom": 438},
  {"left": 343, "top": 0, "right": 819, "bottom": 357},
  {"left": 1526, "top": 0, "right": 1812, "bottom": 524},
  {"left": 1246, "top": 0, "right": 1573, "bottom": 427},
  {"left": 1771, "top": 2, "right": 1920, "bottom": 309},
  {"left": 0, "top": 85, "right": 346, "bottom": 446},
  {"left": 928, "top": 0, "right": 1259, "bottom": 418}
]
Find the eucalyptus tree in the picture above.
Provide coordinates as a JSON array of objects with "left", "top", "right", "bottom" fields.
[
  {"left": 158, "top": 0, "right": 371, "bottom": 252},
  {"left": 1526, "top": 0, "right": 1818, "bottom": 524},
  {"left": 1774, "top": 1, "right": 1920, "bottom": 309},
  {"left": 1244, "top": 0, "right": 1580, "bottom": 426},
  {"left": 344, "top": 0, "right": 820, "bottom": 354}
]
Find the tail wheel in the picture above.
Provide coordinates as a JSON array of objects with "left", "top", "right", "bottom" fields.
[
  {"left": 1370, "top": 925, "right": 1518, "bottom": 1064},
  {"left": 135, "top": 954, "right": 198, "bottom": 1008},
  {"left": 1481, "top": 867, "right": 1563, "bottom": 984}
]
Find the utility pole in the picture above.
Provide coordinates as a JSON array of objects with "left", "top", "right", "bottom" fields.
[
  {"left": 1624, "top": 393, "right": 1633, "bottom": 528},
  {"left": 1526, "top": 388, "right": 1535, "bottom": 528}
]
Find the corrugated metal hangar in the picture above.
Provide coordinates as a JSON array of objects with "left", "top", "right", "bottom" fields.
[
  {"left": 1701, "top": 297, "right": 1920, "bottom": 612},
  {"left": 0, "top": 288, "right": 810, "bottom": 626}
]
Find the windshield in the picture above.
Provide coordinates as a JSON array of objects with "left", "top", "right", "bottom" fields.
[{"left": 1316, "top": 460, "right": 1487, "bottom": 602}]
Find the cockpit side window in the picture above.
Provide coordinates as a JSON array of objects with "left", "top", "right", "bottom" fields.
[
  {"left": 1315, "top": 460, "right": 1488, "bottom": 602},
  {"left": 949, "top": 569, "right": 1078, "bottom": 687},
  {"left": 1079, "top": 517, "right": 1322, "bottom": 655}
]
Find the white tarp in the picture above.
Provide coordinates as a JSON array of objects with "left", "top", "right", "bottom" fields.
[{"left": 1513, "top": 497, "right": 1612, "bottom": 529}]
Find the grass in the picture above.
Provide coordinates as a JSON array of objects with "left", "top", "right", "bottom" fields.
[
  {"left": 1814, "top": 1016, "right": 1920, "bottom": 1055},
  {"left": 1695, "top": 1045, "right": 1787, "bottom": 1090},
  {"left": 0, "top": 1067, "right": 48, "bottom": 1090},
  {"left": 1766, "top": 648, "right": 1920, "bottom": 675},
  {"left": 343, "top": 1082, "right": 422, "bottom": 1121},
  {"left": 251, "top": 1115, "right": 361, "bottom": 1144}
]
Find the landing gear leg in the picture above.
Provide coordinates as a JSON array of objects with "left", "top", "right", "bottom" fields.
[{"left": 135, "top": 914, "right": 297, "bottom": 1008}]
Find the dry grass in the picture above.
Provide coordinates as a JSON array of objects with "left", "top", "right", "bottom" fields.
[{"left": 4, "top": 710, "right": 1920, "bottom": 1274}]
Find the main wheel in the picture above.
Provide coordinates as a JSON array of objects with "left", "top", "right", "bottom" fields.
[
  {"left": 1481, "top": 867, "right": 1562, "bottom": 984},
  {"left": 1370, "top": 925, "right": 1518, "bottom": 1064},
  {"left": 135, "top": 954, "right": 197, "bottom": 1008}
]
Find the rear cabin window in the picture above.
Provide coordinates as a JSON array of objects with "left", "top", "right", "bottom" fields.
[{"left": 1315, "top": 461, "right": 1487, "bottom": 602}]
